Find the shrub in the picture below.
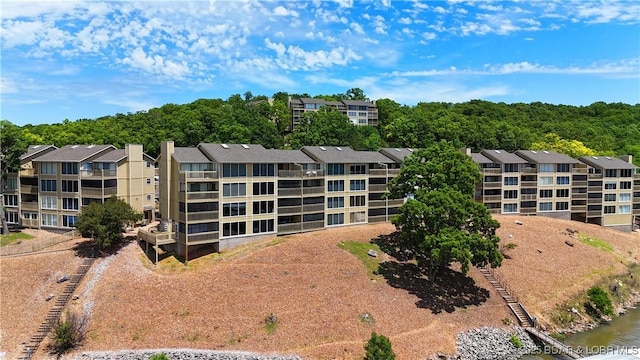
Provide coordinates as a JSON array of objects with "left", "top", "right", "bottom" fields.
[
  {"left": 264, "top": 313, "right": 278, "bottom": 335},
  {"left": 360, "top": 312, "right": 375, "bottom": 325},
  {"left": 364, "top": 332, "right": 395, "bottom": 360},
  {"left": 587, "top": 286, "right": 614, "bottom": 316},
  {"left": 509, "top": 335, "right": 523, "bottom": 348},
  {"left": 149, "top": 354, "right": 170, "bottom": 360},
  {"left": 501, "top": 317, "right": 512, "bottom": 325},
  {"left": 49, "top": 311, "right": 88, "bottom": 354}
]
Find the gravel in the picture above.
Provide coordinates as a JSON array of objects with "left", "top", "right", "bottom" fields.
[
  {"left": 73, "top": 349, "right": 301, "bottom": 360},
  {"left": 456, "top": 326, "right": 538, "bottom": 360}
]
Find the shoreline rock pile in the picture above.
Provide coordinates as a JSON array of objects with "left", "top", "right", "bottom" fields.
[
  {"left": 455, "top": 326, "right": 538, "bottom": 360},
  {"left": 73, "top": 349, "right": 301, "bottom": 360}
]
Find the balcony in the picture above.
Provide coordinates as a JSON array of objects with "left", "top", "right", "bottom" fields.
[
  {"left": 587, "top": 198, "right": 603, "bottom": 205},
  {"left": 19, "top": 168, "right": 36, "bottom": 177},
  {"left": 302, "top": 220, "right": 325, "bottom": 231},
  {"left": 368, "top": 215, "right": 387, "bottom": 223},
  {"left": 484, "top": 195, "right": 502, "bottom": 202},
  {"left": 278, "top": 222, "right": 303, "bottom": 234},
  {"left": 179, "top": 211, "right": 219, "bottom": 222},
  {"left": 278, "top": 169, "right": 324, "bottom": 178},
  {"left": 81, "top": 169, "right": 117, "bottom": 178},
  {"left": 178, "top": 192, "right": 219, "bottom": 201},
  {"left": 278, "top": 206, "right": 302, "bottom": 215},
  {"left": 588, "top": 173, "right": 603, "bottom": 180},
  {"left": 521, "top": 208, "right": 537, "bottom": 214},
  {"left": 278, "top": 188, "right": 302, "bottom": 197},
  {"left": 483, "top": 182, "right": 502, "bottom": 189},
  {"left": 587, "top": 211, "right": 602, "bottom": 217},
  {"left": 520, "top": 194, "right": 537, "bottom": 201},
  {"left": 20, "top": 185, "right": 38, "bottom": 194},
  {"left": 303, "top": 204, "right": 325, "bottom": 213},
  {"left": 571, "top": 205, "right": 587, "bottom": 211},
  {"left": 302, "top": 186, "right": 324, "bottom": 195},
  {"left": 179, "top": 171, "right": 218, "bottom": 181},
  {"left": 521, "top": 168, "right": 537, "bottom": 174},
  {"left": 21, "top": 202, "right": 38, "bottom": 211},
  {"left": 82, "top": 187, "right": 117, "bottom": 197},
  {"left": 21, "top": 218, "right": 39, "bottom": 228},
  {"left": 588, "top": 186, "right": 603, "bottom": 192},
  {"left": 369, "top": 184, "right": 388, "bottom": 192},
  {"left": 572, "top": 193, "right": 587, "bottom": 199},
  {"left": 520, "top": 181, "right": 537, "bottom": 187},
  {"left": 387, "top": 199, "right": 405, "bottom": 207},
  {"left": 482, "top": 169, "right": 502, "bottom": 174},
  {"left": 187, "top": 232, "right": 219, "bottom": 244},
  {"left": 573, "top": 167, "right": 588, "bottom": 174},
  {"left": 369, "top": 169, "right": 387, "bottom": 177},
  {"left": 369, "top": 200, "right": 386, "bottom": 208},
  {"left": 572, "top": 181, "right": 588, "bottom": 188}
]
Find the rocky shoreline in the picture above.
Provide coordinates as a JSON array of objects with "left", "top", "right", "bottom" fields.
[{"left": 73, "top": 349, "right": 301, "bottom": 360}]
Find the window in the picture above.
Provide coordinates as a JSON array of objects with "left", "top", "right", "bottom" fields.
[
  {"left": 146, "top": 178, "right": 151, "bottom": 185},
  {"left": 61, "top": 180, "right": 78, "bottom": 193},
  {"left": 539, "top": 190, "right": 553, "bottom": 198},
  {"left": 619, "top": 205, "right": 631, "bottom": 214},
  {"left": 620, "top": 193, "right": 631, "bottom": 202},
  {"left": 327, "top": 180, "right": 344, "bottom": 192},
  {"left": 556, "top": 176, "right": 570, "bottom": 185},
  {"left": 147, "top": 161, "right": 152, "bottom": 168},
  {"left": 539, "top": 176, "right": 553, "bottom": 186},
  {"left": 223, "top": 222, "right": 246, "bottom": 237},
  {"left": 556, "top": 189, "right": 569, "bottom": 198},
  {"left": 40, "top": 179, "right": 57, "bottom": 192},
  {"left": 503, "top": 190, "right": 518, "bottom": 199},
  {"left": 605, "top": 182, "right": 617, "bottom": 190},
  {"left": 222, "top": 163, "right": 247, "bottom": 177},
  {"left": 62, "top": 198, "right": 79, "bottom": 210},
  {"left": 327, "top": 164, "right": 345, "bottom": 175},
  {"left": 620, "top": 169, "right": 632, "bottom": 177},
  {"left": 40, "top": 162, "right": 56, "bottom": 175},
  {"left": 556, "top": 164, "right": 570, "bottom": 173},
  {"left": 23, "top": 212, "right": 37, "bottom": 220},
  {"left": 620, "top": 181, "right": 632, "bottom": 190},
  {"left": 180, "top": 163, "right": 212, "bottom": 172},
  {"left": 5, "top": 212, "right": 19, "bottom": 224},
  {"left": 350, "top": 211, "right": 366, "bottom": 223},
  {"left": 222, "top": 202, "right": 246, "bottom": 217},
  {"left": 348, "top": 111, "right": 357, "bottom": 117},
  {"left": 253, "top": 182, "right": 275, "bottom": 196},
  {"left": 503, "top": 203, "right": 518, "bottom": 213},
  {"left": 556, "top": 202, "right": 569, "bottom": 211},
  {"left": 604, "top": 206, "right": 616, "bottom": 214},
  {"left": 147, "top": 194, "right": 152, "bottom": 201},
  {"left": 253, "top": 219, "right": 274, "bottom": 234},
  {"left": 539, "top": 202, "right": 552, "bottom": 211},
  {"left": 62, "top": 215, "right": 77, "bottom": 227},
  {"left": 503, "top": 177, "right": 518, "bottom": 186},
  {"left": 350, "top": 179, "right": 366, "bottom": 191},
  {"left": 5, "top": 177, "right": 17, "bottom": 190},
  {"left": 253, "top": 163, "right": 275, "bottom": 177},
  {"left": 41, "top": 213, "right": 58, "bottom": 227},
  {"left": 327, "top": 213, "right": 344, "bottom": 226},
  {"left": 188, "top": 222, "right": 218, "bottom": 234},
  {"left": 350, "top": 195, "right": 366, "bottom": 207},
  {"left": 61, "top": 163, "right": 78, "bottom": 175},
  {"left": 253, "top": 201, "right": 274, "bottom": 214},
  {"left": 327, "top": 197, "right": 344, "bottom": 208},
  {"left": 3, "top": 195, "right": 18, "bottom": 206},
  {"left": 539, "top": 164, "right": 553, "bottom": 172},
  {"left": 223, "top": 183, "right": 246, "bottom": 197},
  {"left": 350, "top": 164, "right": 366, "bottom": 175},
  {"left": 604, "top": 194, "right": 616, "bottom": 202},
  {"left": 503, "top": 164, "right": 519, "bottom": 173},
  {"left": 41, "top": 196, "right": 57, "bottom": 209},
  {"left": 605, "top": 169, "right": 618, "bottom": 178}
]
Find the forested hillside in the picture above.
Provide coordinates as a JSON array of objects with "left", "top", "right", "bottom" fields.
[{"left": 1, "top": 90, "right": 639, "bottom": 173}]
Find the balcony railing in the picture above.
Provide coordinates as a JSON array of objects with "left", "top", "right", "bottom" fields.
[
  {"left": 520, "top": 181, "right": 537, "bottom": 187},
  {"left": 81, "top": 169, "right": 117, "bottom": 178},
  {"left": 483, "top": 182, "right": 502, "bottom": 188},
  {"left": 369, "top": 184, "right": 388, "bottom": 192},
  {"left": 387, "top": 199, "right": 405, "bottom": 207},
  {"left": 279, "top": 188, "right": 302, "bottom": 197},
  {"left": 19, "top": 168, "right": 36, "bottom": 176},
  {"left": 278, "top": 206, "right": 302, "bottom": 215},
  {"left": 278, "top": 223, "right": 303, "bottom": 233},
  {"left": 303, "top": 220, "right": 325, "bottom": 230},
  {"left": 369, "top": 200, "right": 386, "bottom": 208},
  {"left": 587, "top": 211, "right": 602, "bottom": 217},
  {"left": 278, "top": 170, "right": 324, "bottom": 178},
  {"left": 588, "top": 173, "right": 603, "bottom": 179},
  {"left": 482, "top": 169, "right": 502, "bottom": 174},
  {"left": 187, "top": 232, "right": 219, "bottom": 243},
  {"left": 20, "top": 185, "right": 38, "bottom": 194},
  {"left": 572, "top": 193, "right": 587, "bottom": 199},
  {"left": 484, "top": 195, "right": 502, "bottom": 201},
  {"left": 82, "top": 187, "right": 117, "bottom": 197},
  {"left": 303, "top": 204, "right": 325, "bottom": 213},
  {"left": 572, "top": 181, "right": 588, "bottom": 188},
  {"left": 21, "top": 218, "right": 39, "bottom": 228},
  {"left": 520, "top": 208, "right": 537, "bottom": 214},
  {"left": 587, "top": 198, "right": 603, "bottom": 204},
  {"left": 521, "top": 168, "right": 537, "bottom": 174},
  {"left": 21, "top": 202, "right": 39, "bottom": 211},
  {"left": 520, "top": 194, "right": 537, "bottom": 201},
  {"left": 573, "top": 167, "right": 588, "bottom": 174},
  {"left": 368, "top": 215, "right": 387, "bottom": 223},
  {"left": 180, "top": 171, "right": 218, "bottom": 180},
  {"left": 186, "top": 211, "right": 219, "bottom": 222},
  {"left": 178, "top": 192, "right": 219, "bottom": 201},
  {"left": 302, "top": 186, "right": 324, "bottom": 195}
]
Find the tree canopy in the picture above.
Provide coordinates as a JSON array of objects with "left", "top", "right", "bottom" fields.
[
  {"left": 387, "top": 142, "right": 503, "bottom": 282},
  {"left": 75, "top": 197, "right": 142, "bottom": 249}
]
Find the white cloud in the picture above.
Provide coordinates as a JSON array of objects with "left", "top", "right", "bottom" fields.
[
  {"left": 0, "top": 77, "right": 18, "bottom": 94},
  {"left": 372, "top": 15, "right": 388, "bottom": 34},
  {"left": 351, "top": 22, "right": 365, "bottom": 35},
  {"left": 273, "top": 5, "right": 299, "bottom": 17},
  {"left": 398, "top": 17, "right": 412, "bottom": 25},
  {"left": 121, "top": 47, "right": 190, "bottom": 79}
]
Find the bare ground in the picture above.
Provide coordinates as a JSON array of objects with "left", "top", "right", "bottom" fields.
[{"left": 1, "top": 216, "right": 639, "bottom": 359}]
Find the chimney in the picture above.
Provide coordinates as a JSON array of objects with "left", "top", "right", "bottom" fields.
[
  {"left": 619, "top": 155, "right": 633, "bottom": 164},
  {"left": 159, "top": 141, "right": 174, "bottom": 231}
]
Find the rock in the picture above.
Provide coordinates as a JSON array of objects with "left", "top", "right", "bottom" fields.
[
  {"left": 514, "top": 220, "right": 523, "bottom": 225},
  {"left": 46, "top": 293, "right": 54, "bottom": 301},
  {"left": 57, "top": 275, "right": 71, "bottom": 283},
  {"left": 456, "top": 326, "right": 538, "bottom": 360},
  {"left": 367, "top": 249, "right": 378, "bottom": 258},
  {"left": 538, "top": 249, "right": 543, "bottom": 253},
  {"left": 565, "top": 241, "right": 574, "bottom": 247},
  {"left": 72, "top": 295, "right": 80, "bottom": 300}
]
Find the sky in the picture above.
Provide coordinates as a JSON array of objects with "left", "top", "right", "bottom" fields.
[{"left": 1, "top": 1, "right": 639, "bottom": 126}]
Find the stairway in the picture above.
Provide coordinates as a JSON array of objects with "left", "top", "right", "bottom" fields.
[
  {"left": 478, "top": 266, "right": 533, "bottom": 327},
  {"left": 18, "top": 257, "right": 95, "bottom": 359}
]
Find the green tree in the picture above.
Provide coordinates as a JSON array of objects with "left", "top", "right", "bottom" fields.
[
  {"left": 364, "top": 332, "right": 395, "bottom": 360},
  {"left": 531, "top": 133, "right": 596, "bottom": 158},
  {"left": 387, "top": 142, "right": 502, "bottom": 282},
  {"left": 285, "top": 108, "right": 363, "bottom": 149},
  {"left": 587, "top": 286, "right": 614, "bottom": 317},
  {"left": 49, "top": 311, "right": 88, "bottom": 354},
  {"left": 76, "top": 197, "right": 142, "bottom": 249}
]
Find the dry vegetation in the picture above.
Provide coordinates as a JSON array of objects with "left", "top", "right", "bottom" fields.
[{"left": 1, "top": 216, "right": 639, "bottom": 359}]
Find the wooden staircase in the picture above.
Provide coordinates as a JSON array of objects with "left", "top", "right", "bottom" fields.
[
  {"left": 478, "top": 266, "right": 533, "bottom": 327},
  {"left": 18, "top": 257, "right": 95, "bottom": 359}
]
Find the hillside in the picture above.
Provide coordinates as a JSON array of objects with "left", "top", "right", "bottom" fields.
[{"left": 1, "top": 216, "right": 639, "bottom": 359}]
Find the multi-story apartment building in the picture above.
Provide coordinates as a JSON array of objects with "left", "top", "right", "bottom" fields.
[
  {"left": 288, "top": 97, "right": 378, "bottom": 129},
  {"left": 469, "top": 149, "right": 639, "bottom": 231},
  {"left": 6, "top": 144, "right": 155, "bottom": 230},
  {"left": 155, "top": 141, "right": 404, "bottom": 261}
]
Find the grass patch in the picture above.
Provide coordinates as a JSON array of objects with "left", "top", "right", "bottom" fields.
[
  {"left": 360, "top": 312, "right": 375, "bottom": 325},
  {"left": 264, "top": 313, "right": 278, "bottom": 335},
  {"left": 338, "top": 241, "right": 383, "bottom": 279},
  {"left": 0, "top": 231, "right": 34, "bottom": 246},
  {"left": 578, "top": 234, "right": 614, "bottom": 253}
]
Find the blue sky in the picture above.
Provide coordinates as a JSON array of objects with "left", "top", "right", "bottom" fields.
[{"left": 1, "top": 0, "right": 639, "bottom": 126}]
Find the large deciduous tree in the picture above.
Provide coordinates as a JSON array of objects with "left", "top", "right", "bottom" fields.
[
  {"left": 76, "top": 197, "right": 142, "bottom": 249},
  {"left": 387, "top": 141, "right": 503, "bottom": 282}
]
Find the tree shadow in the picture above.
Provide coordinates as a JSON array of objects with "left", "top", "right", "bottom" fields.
[
  {"left": 72, "top": 235, "right": 137, "bottom": 259},
  {"left": 373, "top": 232, "right": 490, "bottom": 314}
]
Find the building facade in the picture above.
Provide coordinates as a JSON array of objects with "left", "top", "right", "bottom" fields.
[
  {"left": 288, "top": 97, "right": 378, "bottom": 129},
  {"left": 4, "top": 144, "right": 156, "bottom": 230}
]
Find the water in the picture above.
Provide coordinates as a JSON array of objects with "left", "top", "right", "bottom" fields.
[{"left": 522, "top": 307, "right": 640, "bottom": 359}]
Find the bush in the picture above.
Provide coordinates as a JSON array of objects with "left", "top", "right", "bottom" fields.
[
  {"left": 49, "top": 311, "right": 88, "bottom": 354},
  {"left": 264, "top": 313, "right": 278, "bottom": 335},
  {"left": 149, "top": 353, "right": 170, "bottom": 360},
  {"left": 509, "top": 335, "right": 523, "bottom": 348},
  {"left": 364, "top": 332, "right": 395, "bottom": 360},
  {"left": 587, "top": 286, "right": 614, "bottom": 316}
]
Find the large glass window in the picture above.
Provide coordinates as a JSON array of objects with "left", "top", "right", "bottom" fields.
[
  {"left": 61, "top": 180, "right": 78, "bottom": 193},
  {"left": 620, "top": 193, "right": 631, "bottom": 202},
  {"left": 222, "top": 163, "right": 247, "bottom": 177},
  {"left": 223, "top": 222, "right": 246, "bottom": 237},
  {"left": 3, "top": 195, "right": 18, "bottom": 206},
  {"left": 327, "top": 197, "right": 344, "bottom": 209},
  {"left": 327, "top": 180, "right": 344, "bottom": 192},
  {"left": 503, "top": 190, "right": 518, "bottom": 199},
  {"left": 41, "top": 213, "right": 58, "bottom": 227},
  {"left": 503, "top": 203, "right": 518, "bottom": 213},
  {"left": 40, "top": 179, "right": 57, "bottom": 192},
  {"left": 349, "top": 164, "right": 366, "bottom": 175},
  {"left": 556, "top": 202, "right": 569, "bottom": 210},
  {"left": 222, "top": 183, "right": 246, "bottom": 197},
  {"left": 253, "top": 201, "right": 274, "bottom": 214},
  {"left": 327, "top": 213, "right": 344, "bottom": 226},
  {"left": 222, "top": 202, "right": 246, "bottom": 217},
  {"left": 503, "top": 164, "right": 519, "bottom": 173},
  {"left": 539, "top": 202, "right": 552, "bottom": 211},
  {"left": 62, "top": 198, "right": 79, "bottom": 210},
  {"left": 556, "top": 189, "right": 569, "bottom": 198},
  {"left": 253, "top": 163, "right": 275, "bottom": 177},
  {"left": 619, "top": 205, "right": 631, "bottom": 214},
  {"left": 61, "top": 163, "right": 78, "bottom": 175},
  {"left": 605, "top": 182, "right": 617, "bottom": 190},
  {"left": 327, "top": 164, "right": 345, "bottom": 175},
  {"left": 350, "top": 179, "right": 366, "bottom": 191},
  {"left": 41, "top": 196, "right": 57, "bottom": 209},
  {"left": 40, "top": 162, "right": 57, "bottom": 175},
  {"left": 605, "top": 169, "right": 618, "bottom": 178},
  {"left": 539, "top": 176, "right": 553, "bottom": 186},
  {"left": 503, "top": 177, "right": 518, "bottom": 186},
  {"left": 556, "top": 176, "right": 570, "bottom": 185},
  {"left": 350, "top": 195, "right": 366, "bottom": 207},
  {"left": 62, "top": 215, "right": 77, "bottom": 227},
  {"left": 604, "top": 194, "right": 616, "bottom": 202},
  {"left": 188, "top": 222, "right": 218, "bottom": 234},
  {"left": 556, "top": 164, "right": 570, "bottom": 172},
  {"left": 539, "top": 164, "right": 553, "bottom": 172},
  {"left": 604, "top": 206, "right": 616, "bottom": 214},
  {"left": 539, "top": 190, "right": 553, "bottom": 198},
  {"left": 620, "top": 181, "right": 632, "bottom": 190},
  {"left": 253, "top": 219, "right": 274, "bottom": 234},
  {"left": 253, "top": 182, "right": 275, "bottom": 195}
]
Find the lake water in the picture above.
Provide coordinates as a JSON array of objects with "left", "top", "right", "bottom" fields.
[{"left": 522, "top": 307, "right": 640, "bottom": 359}]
